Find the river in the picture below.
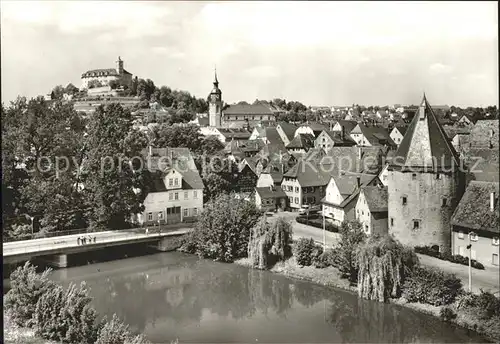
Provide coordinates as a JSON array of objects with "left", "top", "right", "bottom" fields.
[{"left": 16, "top": 252, "right": 489, "bottom": 343}]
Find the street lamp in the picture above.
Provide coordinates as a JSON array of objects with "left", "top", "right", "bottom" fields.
[
  {"left": 322, "top": 208, "right": 326, "bottom": 250},
  {"left": 467, "top": 231, "right": 476, "bottom": 292}
]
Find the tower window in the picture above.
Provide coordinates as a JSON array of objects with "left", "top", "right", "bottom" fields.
[
  {"left": 413, "top": 219, "right": 421, "bottom": 230},
  {"left": 390, "top": 218, "right": 394, "bottom": 227},
  {"left": 402, "top": 196, "right": 407, "bottom": 205},
  {"left": 442, "top": 198, "right": 447, "bottom": 206},
  {"left": 436, "top": 173, "right": 441, "bottom": 180},
  {"left": 412, "top": 173, "right": 417, "bottom": 180}
]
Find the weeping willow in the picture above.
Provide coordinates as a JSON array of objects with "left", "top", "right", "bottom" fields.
[
  {"left": 248, "top": 216, "right": 293, "bottom": 270},
  {"left": 356, "top": 235, "right": 419, "bottom": 303}
]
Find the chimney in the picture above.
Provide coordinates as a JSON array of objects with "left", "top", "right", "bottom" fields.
[
  {"left": 356, "top": 176, "right": 361, "bottom": 189},
  {"left": 491, "top": 192, "right": 496, "bottom": 212}
]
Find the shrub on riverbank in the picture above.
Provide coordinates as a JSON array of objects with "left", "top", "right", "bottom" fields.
[
  {"left": 403, "top": 266, "right": 463, "bottom": 306},
  {"left": 180, "top": 193, "right": 262, "bottom": 262},
  {"left": 248, "top": 216, "right": 293, "bottom": 269},
  {"left": 415, "top": 245, "right": 485, "bottom": 270},
  {"left": 4, "top": 263, "right": 152, "bottom": 344},
  {"left": 357, "top": 235, "right": 419, "bottom": 303},
  {"left": 456, "top": 290, "right": 500, "bottom": 320},
  {"left": 295, "top": 238, "right": 319, "bottom": 266},
  {"left": 4, "top": 262, "right": 56, "bottom": 328}
]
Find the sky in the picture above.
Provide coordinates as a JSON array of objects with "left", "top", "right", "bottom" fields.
[{"left": 1, "top": 1, "right": 498, "bottom": 107}]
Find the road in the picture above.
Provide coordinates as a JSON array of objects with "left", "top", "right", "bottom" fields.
[{"left": 267, "top": 211, "right": 340, "bottom": 247}]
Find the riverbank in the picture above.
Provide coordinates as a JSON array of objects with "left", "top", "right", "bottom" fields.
[
  {"left": 4, "top": 312, "right": 56, "bottom": 344},
  {"left": 234, "top": 256, "right": 499, "bottom": 343}
]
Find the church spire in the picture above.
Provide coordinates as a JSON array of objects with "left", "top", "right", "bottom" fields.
[{"left": 213, "top": 66, "right": 219, "bottom": 87}]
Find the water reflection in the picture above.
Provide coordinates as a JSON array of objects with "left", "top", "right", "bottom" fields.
[{"left": 50, "top": 253, "right": 486, "bottom": 343}]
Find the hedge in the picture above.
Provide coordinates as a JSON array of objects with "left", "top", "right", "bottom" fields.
[
  {"left": 402, "top": 266, "right": 463, "bottom": 306},
  {"left": 414, "top": 245, "right": 485, "bottom": 270},
  {"left": 296, "top": 216, "right": 339, "bottom": 233}
]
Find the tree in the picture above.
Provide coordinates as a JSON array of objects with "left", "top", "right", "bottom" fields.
[
  {"left": 154, "top": 124, "right": 203, "bottom": 153},
  {"left": 189, "top": 193, "right": 262, "bottom": 262},
  {"left": 65, "top": 83, "right": 79, "bottom": 95},
  {"left": 200, "top": 136, "right": 224, "bottom": 156},
  {"left": 334, "top": 220, "right": 366, "bottom": 284},
  {"left": 83, "top": 103, "right": 148, "bottom": 231},
  {"left": 108, "top": 80, "right": 119, "bottom": 90},
  {"left": 357, "top": 235, "right": 419, "bottom": 303},
  {"left": 88, "top": 80, "right": 103, "bottom": 89},
  {"left": 51, "top": 85, "right": 65, "bottom": 100}
]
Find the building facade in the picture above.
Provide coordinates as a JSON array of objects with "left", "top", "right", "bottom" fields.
[
  {"left": 81, "top": 56, "right": 133, "bottom": 89},
  {"left": 355, "top": 186, "right": 389, "bottom": 236}
]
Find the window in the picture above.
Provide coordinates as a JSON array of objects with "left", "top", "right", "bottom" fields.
[
  {"left": 413, "top": 220, "right": 420, "bottom": 230},
  {"left": 436, "top": 173, "right": 441, "bottom": 180},
  {"left": 470, "top": 233, "right": 478, "bottom": 241},
  {"left": 174, "top": 178, "right": 179, "bottom": 186},
  {"left": 295, "top": 197, "right": 299, "bottom": 204},
  {"left": 458, "top": 231, "right": 464, "bottom": 239},
  {"left": 174, "top": 192, "right": 179, "bottom": 200},
  {"left": 158, "top": 211, "right": 163, "bottom": 220},
  {"left": 289, "top": 197, "right": 293, "bottom": 204},
  {"left": 493, "top": 253, "right": 499, "bottom": 266},
  {"left": 184, "top": 191, "right": 188, "bottom": 200},
  {"left": 193, "top": 208, "right": 198, "bottom": 216},
  {"left": 362, "top": 211, "right": 364, "bottom": 215},
  {"left": 442, "top": 198, "right": 447, "bottom": 206},
  {"left": 169, "top": 178, "right": 173, "bottom": 186},
  {"left": 390, "top": 218, "right": 394, "bottom": 227},
  {"left": 412, "top": 173, "right": 417, "bottom": 180},
  {"left": 402, "top": 196, "right": 407, "bottom": 205},
  {"left": 169, "top": 193, "right": 173, "bottom": 201},
  {"left": 493, "top": 237, "right": 500, "bottom": 246},
  {"left": 183, "top": 209, "right": 188, "bottom": 217},
  {"left": 295, "top": 187, "right": 299, "bottom": 193},
  {"left": 365, "top": 225, "right": 369, "bottom": 233},
  {"left": 147, "top": 212, "right": 153, "bottom": 221},
  {"left": 194, "top": 191, "right": 198, "bottom": 199}
]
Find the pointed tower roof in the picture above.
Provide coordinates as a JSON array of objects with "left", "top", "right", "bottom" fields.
[
  {"left": 213, "top": 67, "right": 219, "bottom": 87},
  {"left": 389, "top": 95, "right": 460, "bottom": 172}
]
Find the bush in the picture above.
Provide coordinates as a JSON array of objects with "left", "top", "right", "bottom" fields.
[
  {"left": 440, "top": 307, "right": 457, "bottom": 322},
  {"left": 334, "top": 221, "right": 366, "bottom": 283},
  {"left": 403, "top": 266, "right": 463, "bottom": 306},
  {"left": 4, "top": 262, "right": 56, "bottom": 327},
  {"left": 457, "top": 290, "right": 500, "bottom": 320},
  {"left": 96, "top": 314, "right": 132, "bottom": 344},
  {"left": 414, "top": 245, "right": 485, "bottom": 270},
  {"left": 295, "top": 238, "right": 317, "bottom": 266},
  {"left": 311, "top": 243, "right": 324, "bottom": 267},
  {"left": 314, "top": 249, "right": 338, "bottom": 268}
]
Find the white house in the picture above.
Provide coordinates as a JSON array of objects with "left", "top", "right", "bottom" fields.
[{"left": 355, "top": 185, "right": 389, "bottom": 236}]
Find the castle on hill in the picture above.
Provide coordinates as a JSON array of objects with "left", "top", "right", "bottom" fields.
[{"left": 81, "top": 56, "right": 133, "bottom": 90}]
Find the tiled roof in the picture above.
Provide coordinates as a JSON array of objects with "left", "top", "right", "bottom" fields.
[
  {"left": 389, "top": 96, "right": 460, "bottom": 171},
  {"left": 283, "top": 160, "right": 330, "bottom": 187},
  {"left": 277, "top": 121, "right": 298, "bottom": 141},
  {"left": 353, "top": 124, "right": 396, "bottom": 147},
  {"left": 334, "top": 174, "right": 379, "bottom": 196},
  {"left": 262, "top": 127, "right": 283, "bottom": 145},
  {"left": 362, "top": 186, "right": 388, "bottom": 212},
  {"left": 395, "top": 126, "right": 408, "bottom": 135},
  {"left": 322, "top": 130, "right": 357, "bottom": 146},
  {"left": 451, "top": 181, "right": 499, "bottom": 233},
  {"left": 82, "top": 68, "right": 119, "bottom": 78},
  {"left": 468, "top": 120, "right": 499, "bottom": 150},
  {"left": 144, "top": 147, "right": 204, "bottom": 191},
  {"left": 217, "top": 128, "right": 252, "bottom": 140},
  {"left": 336, "top": 120, "right": 358, "bottom": 134},
  {"left": 443, "top": 126, "right": 471, "bottom": 140},
  {"left": 286, "top": 133, "right": 315, "bottom": 149},
  {"left": 462, "top": 148, "right": 499, "bottom": 182},
  {"left": 255, "top": 186, "right": 287, "bottom": 199},
  {"left": 320, "top": 146, "right": 385, "bottom": 175},
  {"left": 224, "top": 103, "right": 275, "bottom": 115}
]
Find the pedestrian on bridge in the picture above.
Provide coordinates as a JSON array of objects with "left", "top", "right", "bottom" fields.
[
  {"left": 146, "top": 228, "right": 149, "bottom": 236},
  {"left": 83, "top": 237, "right": 86, "bottom": 245},
  {"left": 77, "top": 237, "right": 81, "bottom": 245}
]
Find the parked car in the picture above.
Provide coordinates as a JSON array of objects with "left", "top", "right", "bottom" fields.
[{"left": 298, "top": 205, "right": 310, "bottom": 215}]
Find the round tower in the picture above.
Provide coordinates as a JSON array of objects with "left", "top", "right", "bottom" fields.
[
  {"left": 116, "top": 56, "right": 124, "bottom": 75},
  {"left": 387, "top": 95, "right": 464, "bottom": 253},
  {"left": 208, "top": 68, "right": 222, "bottom": 127}
]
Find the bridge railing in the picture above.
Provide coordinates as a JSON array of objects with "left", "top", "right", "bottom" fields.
[
  {"left": 3, "top": 228, "right": 191, "bottom": 256},
  {"left": 3, "top": 222, "right": 196, "bottom": 244}
]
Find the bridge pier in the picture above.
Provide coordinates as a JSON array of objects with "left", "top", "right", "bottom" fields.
[
  {"left": 39, "top": 254, "right": 69, "bottom": 268},
  {"left": 150, "top": 235, "right": 185, "bottom": 252}
]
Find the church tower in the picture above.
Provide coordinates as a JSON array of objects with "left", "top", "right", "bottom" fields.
[
  {"left": 116, "top": 56, "right": 124, "bottom": 75},
  {"left": 208, "top": 69, "right": 222, "bottom": 127},
  {"left": 387, "top": 95, "right": 464, "bottom": 254}
]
